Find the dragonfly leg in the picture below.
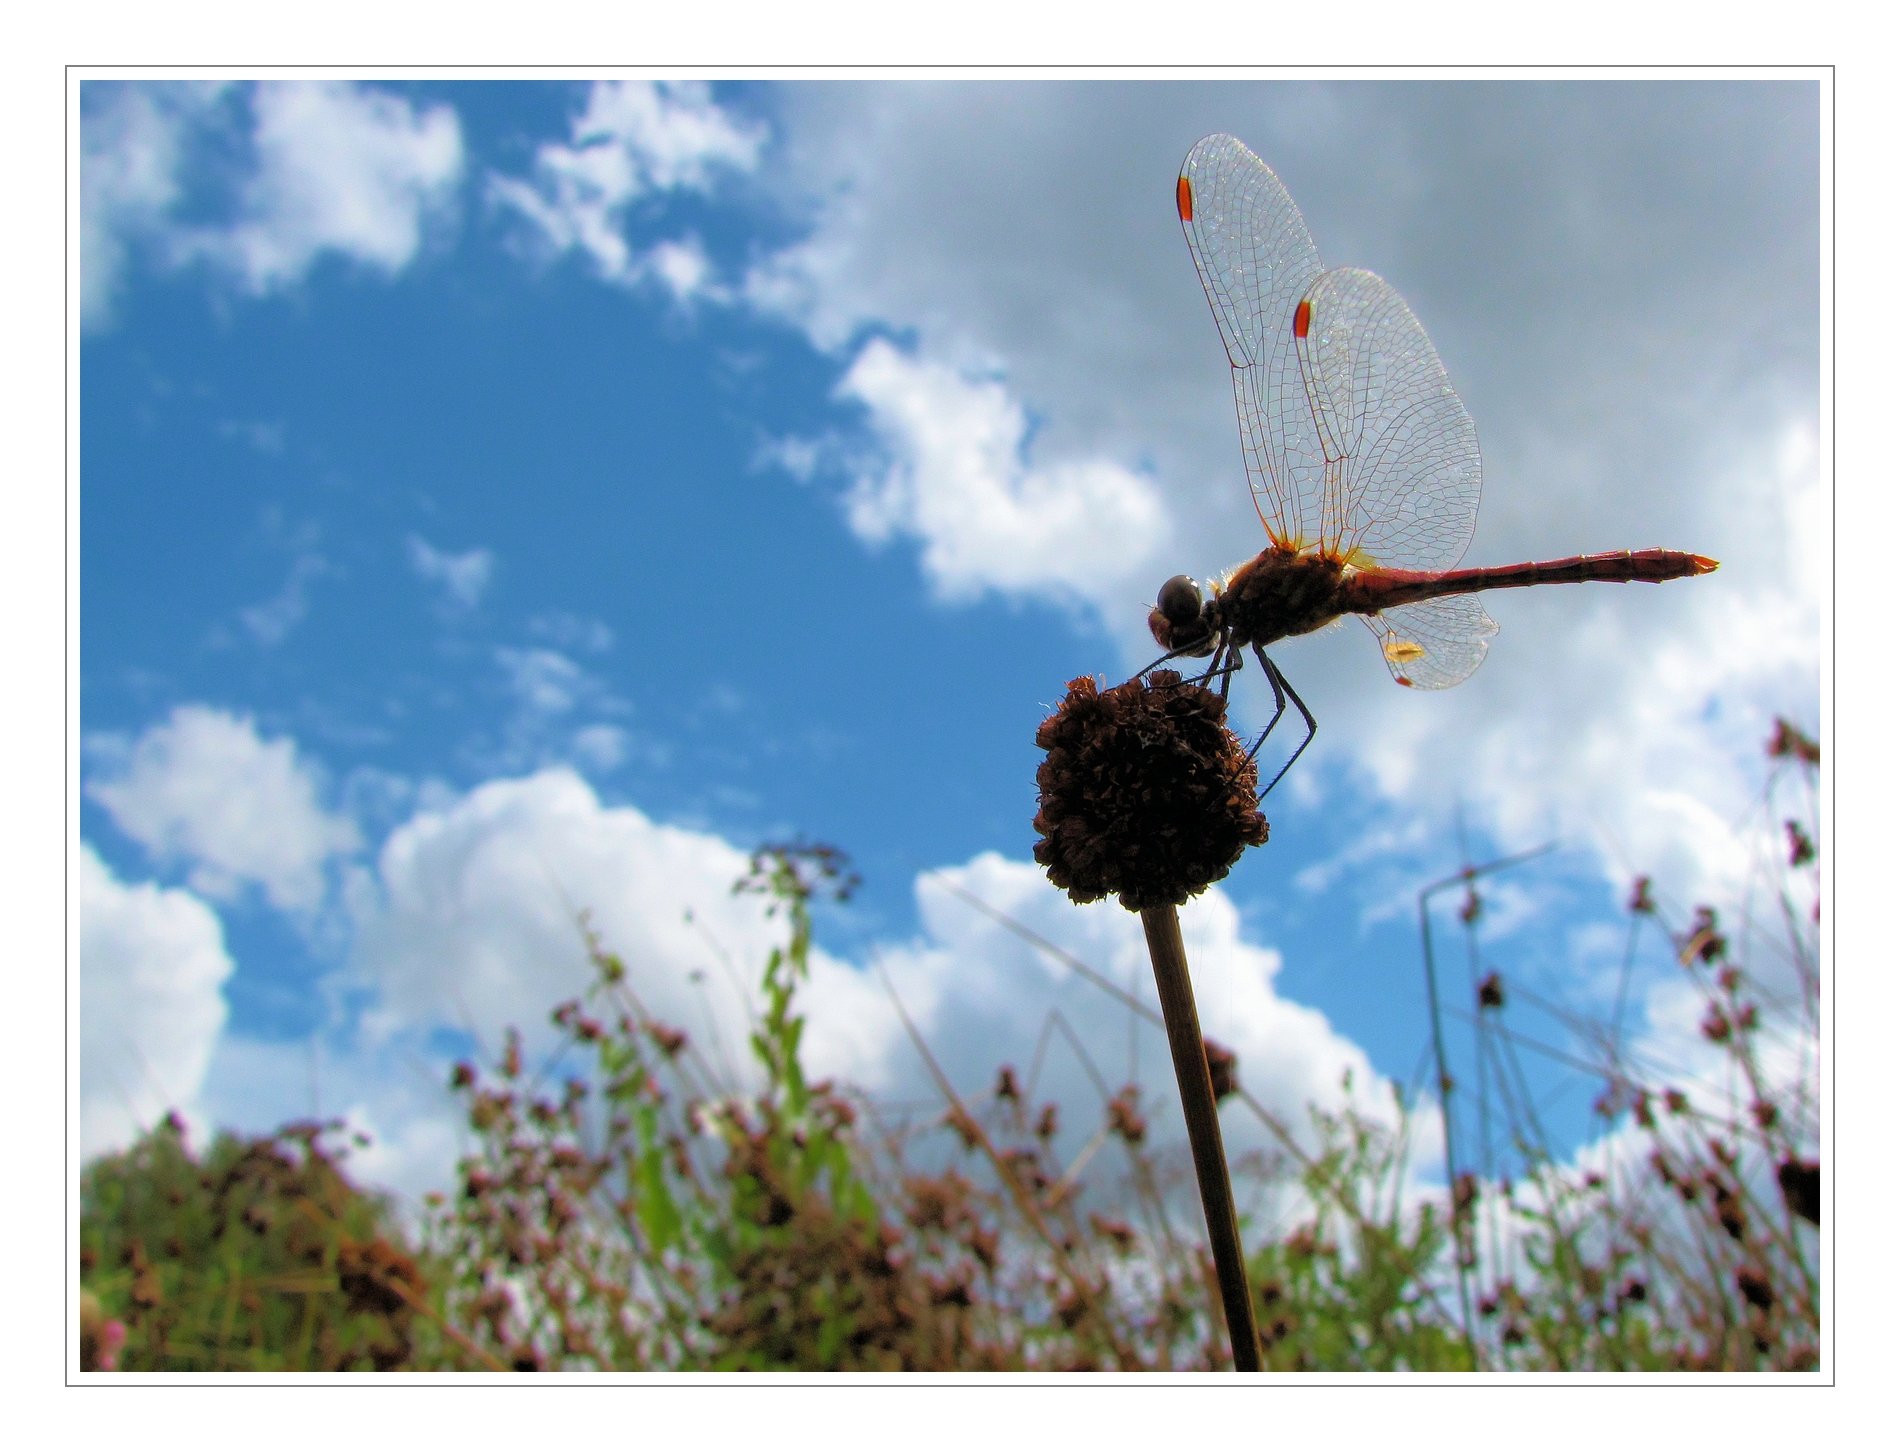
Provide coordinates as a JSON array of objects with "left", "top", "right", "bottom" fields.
[
  {"left": 1250, "top": 649, "right": 1317, "bottom": 798},
  {"left": 1208, "top": 638, "right": 1244, "bottom": 699},
  {"left": 1136, "top": 628, "right": 1230, "bottom": 688},
  {"left": 1135, "top": 642, "right": 1209, "bottom": 679},
  {"left": 1179, "top": 638, "right": 1239, "bottom": 697},
  {"left": 1242, "top": 657, "right": 1291, "bottom": 765}
]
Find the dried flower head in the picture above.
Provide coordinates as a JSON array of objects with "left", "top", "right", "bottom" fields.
[
  {"left": 1032, "top": 671, "right": 1268, "bottom": 910},
  {"left": 1628, "top": 875, "right": 1655, "bottom": 915},
  {"left": 1736, "top": 1263, "right": 1775, "bottom": 1311},
  {"left": 1767, "top": 718, "right": 1819, "bottom": 766},
  {"left": 1203, "top": 1038, "right": 1240, "bottom": 1102},
  {"left": 1777, "top": 1157, "right": 1821, "bottom": 1226},
  {"left": 1106, "top": 1084, "right": 1148, "bottom": 1145}
]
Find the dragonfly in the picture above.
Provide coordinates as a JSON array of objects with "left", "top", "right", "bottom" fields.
[{"left": 1149, "top": 134, "right": 1718, "bottom": 795}]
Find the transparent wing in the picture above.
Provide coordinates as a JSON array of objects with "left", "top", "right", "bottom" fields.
[
  {"left": 1177, "top": 134, "right": 1327, "bottom": 549},
  {"left": 1293, "top": 266, "right": 1483, "bottom": 572},
  {"left": 1361, "top": 596, "right": 1498, "bottom": 690}
]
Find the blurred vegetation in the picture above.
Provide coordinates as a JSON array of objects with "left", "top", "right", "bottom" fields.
[
  {"left": 78, "top": 723, "right": 1820, "bottom": 1372},
  {"left": 78, "top": 1113, "right": 452, "bottom": 1370}
]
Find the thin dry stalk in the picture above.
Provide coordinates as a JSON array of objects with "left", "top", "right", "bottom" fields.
[{"left": 1139, "top": 903, "right": 1261, "bottom": 1372}]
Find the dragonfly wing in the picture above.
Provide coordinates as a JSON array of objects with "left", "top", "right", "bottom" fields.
[
  {"left": 1178, "top": 135, "right": 1327, "bottom": 549},
  {"left": 1293, "top": 267, "right": 1482, "bottom": 572},
  {"left": 1362, "top": 597, "right": 1498, "bottom": 690}
]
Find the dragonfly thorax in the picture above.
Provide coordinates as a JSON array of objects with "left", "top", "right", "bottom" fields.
[{"left": 1212, "top": 547, "right": 1354, "bottom": 649}]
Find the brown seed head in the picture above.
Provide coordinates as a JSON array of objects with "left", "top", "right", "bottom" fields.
[
  {"left": 1785, "top": 819, "right": 1816, "bottom": 866},
  {"left": 1735, "top": 1263, "right": 1775, "bottom": 1311},
  {"left": 1203, "top": 1038, "right": 1239, "bottom": 1102},
  {"left": 1106, "top": 1084, "right": 1148, "bottom": 1145},
  {"left": 1032, "top": 671, "right": 1268, "bottom": 910},
  {"left": 1767, "top": 718, "right": 1819, "bottom": 767},
  {"left": 1452, "top": 1171, "right": 1480, "bottom": 1222},
  {"left": 1628, "top": 875, "right": 1655, "bottom": 915},
  {"left": 1089, "top": 1213, "right": 1137, "bottom": 1254},
  {"left": 1777, "top": 1157, "right": 1820, "bottom": 1225}
]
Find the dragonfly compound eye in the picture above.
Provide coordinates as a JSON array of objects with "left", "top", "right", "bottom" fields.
[
  {"left": 1157, "top": 574, "right": 1204, "bottom": 623},
  {"left": 1150, "top": 574, "right": 1209, "bottom": 650}
]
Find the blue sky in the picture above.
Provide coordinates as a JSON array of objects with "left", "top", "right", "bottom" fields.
[{"left": 75, "top": 77, "right": 1822, "bottom": 1214}]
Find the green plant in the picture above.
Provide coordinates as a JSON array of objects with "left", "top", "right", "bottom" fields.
[
  {"left": 425, "top": 842, "right": 1025, "bottom": 1370},
  {"left": 79, "top": 1114, "right": 447, "bottom": 1371}
]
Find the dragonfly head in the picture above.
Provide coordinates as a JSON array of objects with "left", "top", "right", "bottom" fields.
[{"left": 1149, "top": 574, "right": 1216, "bottom": 656}]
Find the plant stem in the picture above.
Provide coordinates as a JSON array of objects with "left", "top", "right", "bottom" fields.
[{"left": 1139, "top": 903, "right": 1262, "bottom": 1372}]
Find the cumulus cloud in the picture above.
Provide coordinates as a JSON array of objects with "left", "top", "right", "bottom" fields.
[
  {"left": 868, "top": 855, "right": 1406, "bottom": 1169},
  {"left": 350, "top": 768, "right": 795, "bottom": 1050},
  {"left": 176, "top": 81, "right": 463, "bottom": 294},
  {"left": 407, "top": 534, "right": 495, "bottom": 613},
  {"left": 80, "top": 845, "right": 235, "bottom": 1158},
  {"left": 80, "top": 81, "right": 223, "bottom": 328},
  {"left": 345, "top": 770, "right": 1404, "bottom": 1201},
  {"left": 86, "top": 705, "right": 361, "bottom": 912},
  {"left": 487, "top": 79, "right": 762, "bottom": 293},
  {"left": 81, "top": 79, "right": 462, "bottom": 325},
  {"left": 734, "top": 84, "right": 1819, "bottom": 909},
  {"left": 81, "top": 83, "right": 202, "bottom": 328},
  {"left": 831, "top": 337, "right": 1173, "bottom": 610}
]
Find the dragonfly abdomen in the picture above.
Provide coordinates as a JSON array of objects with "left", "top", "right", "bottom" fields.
[{"left": 1350, "top": 549, "right": 1719, "bottom": 612}]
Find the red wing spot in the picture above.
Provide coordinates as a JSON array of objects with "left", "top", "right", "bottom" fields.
[
  {"left": 1176, "top": 174, "right": 1194, "bottom": 222},
  {"left": 1395, "top": 675, "right": 1414, "bottom": 688},
  {"left": 1293, "top": 297, "right": 1312, "bottom": 340}
]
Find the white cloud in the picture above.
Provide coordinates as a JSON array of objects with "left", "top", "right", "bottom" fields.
[
  {"left": 733, "top": 86, "right": 1819, "bottom": 911},
  {"left": 645, "top": 234, "right": 716, "bottom": 304},
  {"left": 80, "top": 844, "right": 234, "bottom": 1158},
  {"left": 1320, "top": 409, "right": 1822, "bottom": 913},
  {"left": 570, "top": 724, "right": 629, "bottom": 771},
  {"left": 752, "top": 432, "right": 831, "bottom": 483},
  {"left": 831, "top": 337, "right": 1173, "bottom": 610},
  {"left": 487, "top": 79, "right": 761, "bottom": 292},
  {"left": 81, "top": 80, "right": 462, "bottom": 324},
  {"left": 238, "top": 549, "right": 331, "bottom": 645},
  {"left": 80, "top": 81, "right": 224, "bottom": 329},
  {"left": 343, "top": 769, "right": 1407, "bottom": 1205},
  {"left": 493, "top": 645, "right": 590, "bottom": 717},
  {"left": 473, "top": 647, "right": 644, "bottom": 778},
  {"left": 86, "top": 705, "right": 361, "bottom": 912},
  {"left": 180, "top": 81, "right": 463, "bottom": 293},
  {"left": 407, "top": 534, "right": 495, "bottom": 612},
  {"left": 527, "top": 609, "right": 615, "bottom": 654},
  {"left": 176, "top": 749, "right": 1810, "bottom": 1240},
  {"left": 349, "top": 768, "right": 795, "bottom": 1054}
]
